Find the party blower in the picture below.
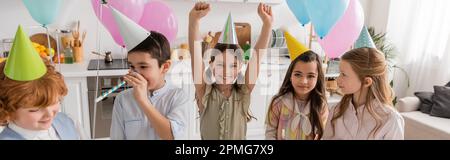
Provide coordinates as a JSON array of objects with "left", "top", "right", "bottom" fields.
[
  {"left": 95, "top": 80, "right": 126, "bottom": 103},
  {"left": 94, "top": 69, "right": 142, "bottom": 103}
]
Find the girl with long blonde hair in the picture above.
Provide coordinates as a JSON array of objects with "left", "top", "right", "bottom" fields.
[{"left": 322, "top": 48, "right": 404, "bottom": 140}]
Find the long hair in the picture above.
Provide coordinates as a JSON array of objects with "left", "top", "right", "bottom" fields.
[
  {"left": 330, "top": 48, "right": 394, "bottom": 138},
  {"left": 0, "top": 60, "right": 68, "bottom": 125},
  {"left": 208, "top": 43, "right": 256, "bottom": 121},
  {"left": 268, "top": 51, "right": 327, "bottom": 139}
]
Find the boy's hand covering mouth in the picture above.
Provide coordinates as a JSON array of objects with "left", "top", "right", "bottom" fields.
[{"left": 124, "top": 71, "right": 149, "bottom": 103}]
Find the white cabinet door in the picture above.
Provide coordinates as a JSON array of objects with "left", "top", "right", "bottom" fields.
[
  {"left": 246, "top": 68, "right": 284, "bottom": 140},
  {"left": 61, "top": 77, "right": 91, "bottom": 137},
  {"left": 246, "top": 72, "right": 270, "bottom": 140}
]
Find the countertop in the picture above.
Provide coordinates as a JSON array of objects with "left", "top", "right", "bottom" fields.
[
  {"left": 56, "top": 58, "right": 292, "bottom": 78},
  {"left": 56, "top": 61, "right": 128, "bottom": 77}
]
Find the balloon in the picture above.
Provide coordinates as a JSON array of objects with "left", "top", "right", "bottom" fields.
[
  {"left": 286, "top": 0, "right": 310, "bottom": 26},
  {"left": 139, "top": 0, "right": 178, "bottom": 43},
  {"left": 304, "top": 0, "right": 349, "bottom": 39},
  {"left": 22, "top": 0, "right": 63, "bottom": 26},
  {"left": 318, "top": 0, "right": 364, "bottom": 58},
  {"left": 91, "top": 0, "right": 146, "bottom": 47}
]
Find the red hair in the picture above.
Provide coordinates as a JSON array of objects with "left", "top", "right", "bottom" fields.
[{"left": 0, "top": 60, "right": 67, "bottom": 125}]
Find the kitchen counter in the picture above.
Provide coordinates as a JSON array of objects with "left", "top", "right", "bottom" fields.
[
  {"left": 56, "top": 58, "right": 293, "bottom": 78},
  {"left": 56, "top": 57, "right": 340, "bottom": 78},
  {"left": 56, "top": 61, "right": 128, "bottom": 78}
]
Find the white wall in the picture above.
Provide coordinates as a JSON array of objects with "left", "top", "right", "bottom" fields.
[
  {"left": 0, "top": 0, "right": 386, "bottom": 60},
  {"left": 366, "top": 0, "right": 391, "bottom": 33}
]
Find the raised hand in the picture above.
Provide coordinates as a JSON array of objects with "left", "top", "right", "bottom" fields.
[
  {"left": 258, "top": 3, "right": 273, "bottom": 26},
  {"left": 189, "top": 2, "right": 211, "bottom": 22},
  {"left": 124, "top": 70, "right": 149, "bottom": 104}
]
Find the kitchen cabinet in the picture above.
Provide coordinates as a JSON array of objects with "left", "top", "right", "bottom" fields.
[
  {"left": 57, "top": 62, "right": 128, "bottom": 139},
  {"left": 60, "top": 77, "right": 91, "bottom": 137}
]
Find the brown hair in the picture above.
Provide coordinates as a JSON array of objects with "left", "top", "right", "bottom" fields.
[
  {"left": 330, "top": 47, "right": 394, "bottom": 138},
  {"left": 268, "top": 51, "right": 327, "bottom": 139},
  {"left": 0, "top": 60, "right": 68, "bottom": 125},
  {"left": 209, "top": 43, "right": 244, "bottom": 92},
  {"left": 129, "top": 31, "right": 171, "bottom": 67},
  {"left": 210, "top": 43, "right": 243, "bottom": 63}
]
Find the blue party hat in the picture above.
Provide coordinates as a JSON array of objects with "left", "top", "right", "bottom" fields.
[{"left": 354, "top": 26, "right": 376, "bottom": 48}]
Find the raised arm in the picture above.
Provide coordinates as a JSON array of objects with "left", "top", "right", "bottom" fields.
[
  {"left": 245, "top": 3, "right": 273, "bottom": 92},
  {"left": 188, "top": 2, "right": 211, "bottom": 112}
]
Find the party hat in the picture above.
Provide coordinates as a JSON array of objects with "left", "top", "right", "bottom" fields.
[
  {"left": 4, "top": 25, "right": 47, "bottom": 81},
  {"left": 218, "top": 13, "right": 238, "bottom": 45},
  {"left": 354, "top": 26, "right": 376, "bottom": 48},
  {"left": 110, "top": 6, "right": 151, "bottom": 51},
  {"left": 283, "top": 29, "right": 309, "bottom": 61}
]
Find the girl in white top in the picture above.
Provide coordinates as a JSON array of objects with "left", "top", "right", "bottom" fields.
[{"left": 322, "top": 48, "right": 405, "bottom": 140}]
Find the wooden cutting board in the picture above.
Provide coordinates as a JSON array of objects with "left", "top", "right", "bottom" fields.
[{"left": 211, "top": 22, "right": 251, "bottom": 48}]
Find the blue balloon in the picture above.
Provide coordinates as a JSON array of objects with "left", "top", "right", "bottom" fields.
[
  {"left": 304, "top": 0, "right": 349, "bottom": 39},
  {"left": 286, "top": 0, "right": 310, "bottom": 26},
  {"left": 22, "top": 0, "right": 63, "bottom": 26}
]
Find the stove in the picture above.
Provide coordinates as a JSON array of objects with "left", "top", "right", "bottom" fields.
[
  {"left": 87, "top": 59, "right": 129, "bottom": 70},
  {"left": 86, "top": 58, "right": 131, "bottom": 138}
]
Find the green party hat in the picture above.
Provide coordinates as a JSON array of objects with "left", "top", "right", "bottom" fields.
[
  {"left": 4, "top": 25, "right": 47, "bottom": 81},
  {"left": 218, "top": 13, "right": 238, "bottom": 45}
]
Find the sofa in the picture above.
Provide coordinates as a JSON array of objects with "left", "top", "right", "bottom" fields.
[{"left": 396, "top": 96, "right": 450, "bottom": 140}]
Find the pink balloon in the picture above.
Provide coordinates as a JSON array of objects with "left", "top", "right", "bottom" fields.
[
  {"left": 139, "top": 0, "right": 178, "bottom": 43},
  {"left": 91, "top": 0, "right": 146, "bottom": 47},
  {"left": 318, "top": 0, "right": 364, "bottom": 58}
]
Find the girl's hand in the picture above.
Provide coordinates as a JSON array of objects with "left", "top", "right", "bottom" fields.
[
  {"left": 258, "top": 3, "right": 273, "bottom": 26},
  {"left": 189, "top": 2, "right": 211, "bottom": 22},
  {"left": 124, "top": 71, "right": 148, "bottom": 104}
]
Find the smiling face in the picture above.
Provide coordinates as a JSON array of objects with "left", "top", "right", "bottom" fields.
[
  {"left": 0, "top": 60, "right": 68, "bottom": 130},
  {"left": 211, "top": 52, "right": 242, "bottom": 84},
  {"left": 11, "top": 102, "right": 60, "bottom": 130},
  {"left": 128, "top": 52, "right": 170, "bottom": 91},
  {"left": 337, "top": 60, "right": 362, "bottom": 95},
  {"left": 290, "top": 61, "right": 319, "bottom": 100}
]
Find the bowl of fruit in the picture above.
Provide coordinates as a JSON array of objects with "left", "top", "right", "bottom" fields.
[
  {"left": 30, "top": 33, "right": 57, "bottom": 60},
  {"left": 32, "top": 42, "right": 55, "bottom": 58}
]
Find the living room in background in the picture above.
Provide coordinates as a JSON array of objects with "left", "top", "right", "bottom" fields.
[{"left": 386, "top": 0, "right": 450, "bottom": 97}]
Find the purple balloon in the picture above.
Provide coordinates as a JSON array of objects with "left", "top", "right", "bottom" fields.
[
  {"left": 91, "top": 0, "right": 146, "bottom": 47},
  {"left": 318, "top": 0, "right": 364, "bottom": 58},
  {"left": 139, "top": 0, "right": 178, "bottom": 43}
]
